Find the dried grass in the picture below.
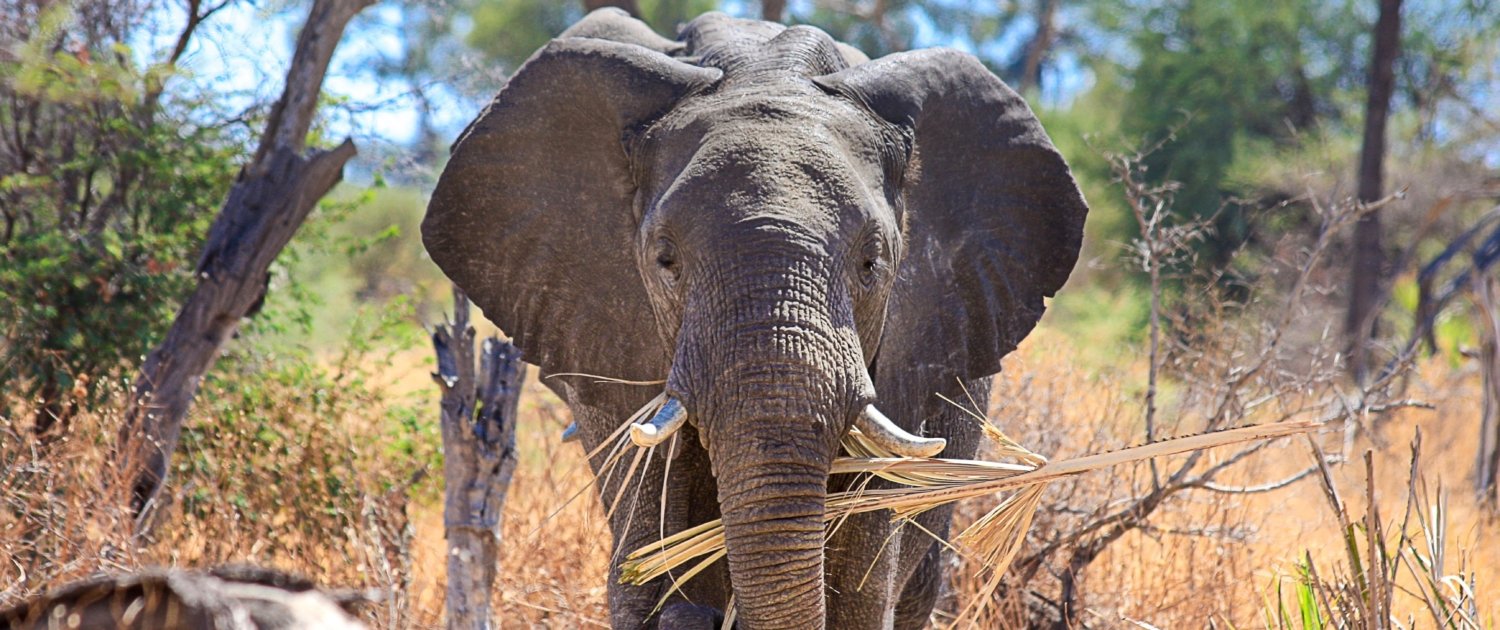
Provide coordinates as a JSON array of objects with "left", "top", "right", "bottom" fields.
[
  {"left": 2, "top": 339, "right": 1497, "bottom": 628},
  {"left": 615, "top": 414, "right": 1317, "bottom": 621}
]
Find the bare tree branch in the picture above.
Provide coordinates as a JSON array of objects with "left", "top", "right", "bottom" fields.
[{"left": 117, "top": 0, "right": 375, "bottom": 532}]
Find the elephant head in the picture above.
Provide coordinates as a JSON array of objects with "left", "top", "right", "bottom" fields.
[{"left": 424, "top": 12, "right": 1086, "bottom": 629}]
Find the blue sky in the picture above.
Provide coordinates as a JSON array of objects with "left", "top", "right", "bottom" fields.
[
  {"left": 140, "top": 2, "right": 440, "bottom": 146},
  {"left": 142, "top": 0, "right": 1095, "bottom": 163}
]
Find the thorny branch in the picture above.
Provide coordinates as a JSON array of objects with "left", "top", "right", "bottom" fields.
[{"left": 1007, "top": 147, "right": 1429, "bottom": 626}]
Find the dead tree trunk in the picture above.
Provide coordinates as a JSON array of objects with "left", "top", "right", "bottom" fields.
[
  {"left": 583, "top": 0, "right": 640, "bottom": 17},
  {"left": 117, "top": 0, "right": 374, "bottom": 529},
  {"left": 1017, "top": 0, "right": 1058, "bottom": 95},
  {"left": 0, "top": 567, "right": 375, "bottom": 630},
  {"left": 762, "top": 0, "right": 787, "bottom": 22},
  {"left": 1474, "top": 275, "right": 1500, "bottom": 507},
  {"left": 432, "top": 287, "right": 526, "bottom": 630},
  {"left": 0, "top": 567, "right": 374, "bottom": 630},
  {"left": 1345, "top": 0, "right": 1402, "bottom": 381}
]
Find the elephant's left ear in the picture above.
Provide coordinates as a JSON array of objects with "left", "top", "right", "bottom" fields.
[
  {"left": 815, "top": 49, "right": 1088, "bottom": 381},
  {"left": 424, "top": 36, "right": 720, "bottom": 386}
]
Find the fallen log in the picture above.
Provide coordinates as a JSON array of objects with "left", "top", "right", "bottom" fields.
[{"left": 0, "top": 566, "right": 375, "bottom": 630}]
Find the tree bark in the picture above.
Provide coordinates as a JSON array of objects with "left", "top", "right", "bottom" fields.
[
  {"left": 1017, "top": 0, "right": 1058, "bottom": 95},
  {"left": 583, "top": 0, "right": 640, "bottom": 18},
  {"left": 433, "top": 287, "right": 526, "bottom": 630},
  {"left": 1474, "top": 276, "right": 1500, "bottom": 507},
  {"left": 117, "top": 0, "right": 373, "bottom": 530},
  {"left": 762, "top": 0, "right": 787, "bottom": 22},
  {"left": 1345, "top": 0, "right": 1402, "bottom": 381}
]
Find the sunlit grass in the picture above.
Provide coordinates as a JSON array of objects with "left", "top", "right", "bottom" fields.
[{"left": 2, "top": 326, "right": 1495, "bottom": 627}]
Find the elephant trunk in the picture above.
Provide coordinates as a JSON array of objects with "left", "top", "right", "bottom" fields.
[
  {"left": 666, "top": 228, "right": 869, "bottom": 628},
  {"left": 708, "top": 403, "right": 833, "bottom": 630},
  {"left": 681, "top": 333, "right": 857, "bottom": 629}
]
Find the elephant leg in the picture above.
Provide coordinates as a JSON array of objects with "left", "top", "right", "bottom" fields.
[
  {"left": 893, "top": 542, "right": 944, "bottom": 630},
  {"left": 568, "top": 402, "right": 730, "bottom": 629},
  {"left": 824, "top": 506, "right": 901, "bottom": 629},
  {"left": 891, "top": 503, "right": 955, "bottom": 604},
  {"left": 659, "top": 602, "right": 726, "bottom": 629},
  {"left": 823, "top": 500, "right": 951, "bottom": 630},
  {"left": 574, "top": 403, "right": 673, "bottom": 628},
  {"left": 889, "top": 377, "right": 993, "bottom": 626}
]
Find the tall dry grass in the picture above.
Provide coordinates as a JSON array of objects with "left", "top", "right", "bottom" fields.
[
  {"left": 3, "top": 328, "right": 1494, "bottom": 627},
  {"left": 4, "top": 163, "right": 1496, "bottom": 628},
  {"left": 947, "top": 329, "right": 1498, "bottom": 627},
  {"left": 2, "top": 333, "right": 444, "bottom": 627}
]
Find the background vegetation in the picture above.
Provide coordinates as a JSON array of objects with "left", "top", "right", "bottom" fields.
[{"left": 2, "top": 0, "right": 1498, "bottom": 626}]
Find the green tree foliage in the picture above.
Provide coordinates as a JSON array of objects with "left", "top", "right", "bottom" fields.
[
  {"left": 1394, "top": 0, "right": 1500, "bottom": 146},
  {"left": 1090, "top": 0, "right": 1498, "bottom": 277},
  {"left": 790, "top": 0, "right": 925, "bottom": 58},
  {"left": 466, "top": 0, "right": 717, "bottom": 70},
  {"left": 640, "top": 0, "right": 721, "bottom": 35},
  {"left": 787, "top": 0, "right": 1012, "bottom": 62},
  {"left": 1101, "top": 0, "right": 1364, "bottom": 265},
  {"left": 466, "top": 0, "right": 581, "bottom": 71},
  {"left": 0, "top": 2, "right": 243, "bottom": 426}
]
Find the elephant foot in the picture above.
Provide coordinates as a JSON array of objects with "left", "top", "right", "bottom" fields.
[{"left": 659, "top": 602, "right": 727, "bottom": 629}]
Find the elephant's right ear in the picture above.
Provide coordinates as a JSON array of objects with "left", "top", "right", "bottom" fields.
[
  {"left": 814, "top": 48, "right": 1087, "bottom": 386},
  {"left": 424, "top": 38, "right": 720, "bottom": 383}
]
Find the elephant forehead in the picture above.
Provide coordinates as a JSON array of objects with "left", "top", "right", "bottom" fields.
[
  {"left": 682, "top": 90, "right": 872, "bottom": 136},
  {"left": 653, "top": 139, "right": 885, "bottom": 238},
  {"left": 642, "top": 94, "right": 893, "bottom": 228}
]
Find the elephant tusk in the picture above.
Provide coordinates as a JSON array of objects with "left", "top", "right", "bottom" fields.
[
  {"left": 630, "top": 398, "right": 688, "bottom": 448},
  {"left": 854, "top": 404, "right": 947, "bottom": 458},
  {"left": 561, "top": 422, "right": 581, "bottom": 443}
]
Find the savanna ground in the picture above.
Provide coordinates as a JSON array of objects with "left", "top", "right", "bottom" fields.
[
  {"left": 4, "top": 286, "right": 1497, "bottom": 627},
  {"left": 3, "top": 134, "right": 1497, "bottom": 628},
  {"left": 5, "top": 1, "right": 1500, "bottom": 626}
]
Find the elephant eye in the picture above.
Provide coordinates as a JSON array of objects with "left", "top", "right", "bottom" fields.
[
  {"left": 859, "top": 257, "right": 881, "bottom": 287},
  {"left": 857, "top": 235, "right": 886, "bottom": 289},
  {"left": 655, "top": 237, "right": 680, "bottom": 283}
]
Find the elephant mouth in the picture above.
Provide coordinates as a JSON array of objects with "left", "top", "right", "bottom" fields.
[
  {"left": 576, "top": 389, "right": 946, "bottom": 629},
  {"left": 627, "top": 392, "right": 945, "bottom": 458}
]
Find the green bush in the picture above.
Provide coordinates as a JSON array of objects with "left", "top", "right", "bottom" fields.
[
  {"left": 0, "top": 3, "right": 242, "bottom": 425},
  {"left": 170, "top": 296, "right": 436, "bottom": 559}
]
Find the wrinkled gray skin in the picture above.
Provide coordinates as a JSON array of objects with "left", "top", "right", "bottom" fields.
[{"left": 423, "top": 9, "right": 1088, "bottom": 629}]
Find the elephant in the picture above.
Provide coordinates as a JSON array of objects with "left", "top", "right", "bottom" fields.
[{"left": 423, "top": 9, "right": 1088, "bottom": 629}]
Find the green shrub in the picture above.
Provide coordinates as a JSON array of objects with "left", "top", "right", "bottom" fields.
[{"left": 0, "top": 3, "right": 242, "bottom": 426}]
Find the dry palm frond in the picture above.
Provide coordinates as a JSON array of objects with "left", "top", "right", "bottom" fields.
[
  {"left": 834, "top": 420, "right": 1317, "bottom": 519},
  {"left": 976, "top": 420, "right": 1049, "bottom": 467},
  {"left": 527, "top": 392, "right": 667, "bottom": 542},
  {"left": 544, "top": 372, "right": 668, "bottom": 386},
  {"left": 951, "top": 483, "right": 1046, "bottom": 624},
  {"left": 598, "top": 394, "right": 671, "bottom": 528},
  {"left": 619, "top": 419, "right": 1319, "bottom": 597},
  {"left": 839, "top": 428, "right": 1025, "bottom": 486},
  {"left": 936, "top": 391, "right": 1049, "bottom": 468}
]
